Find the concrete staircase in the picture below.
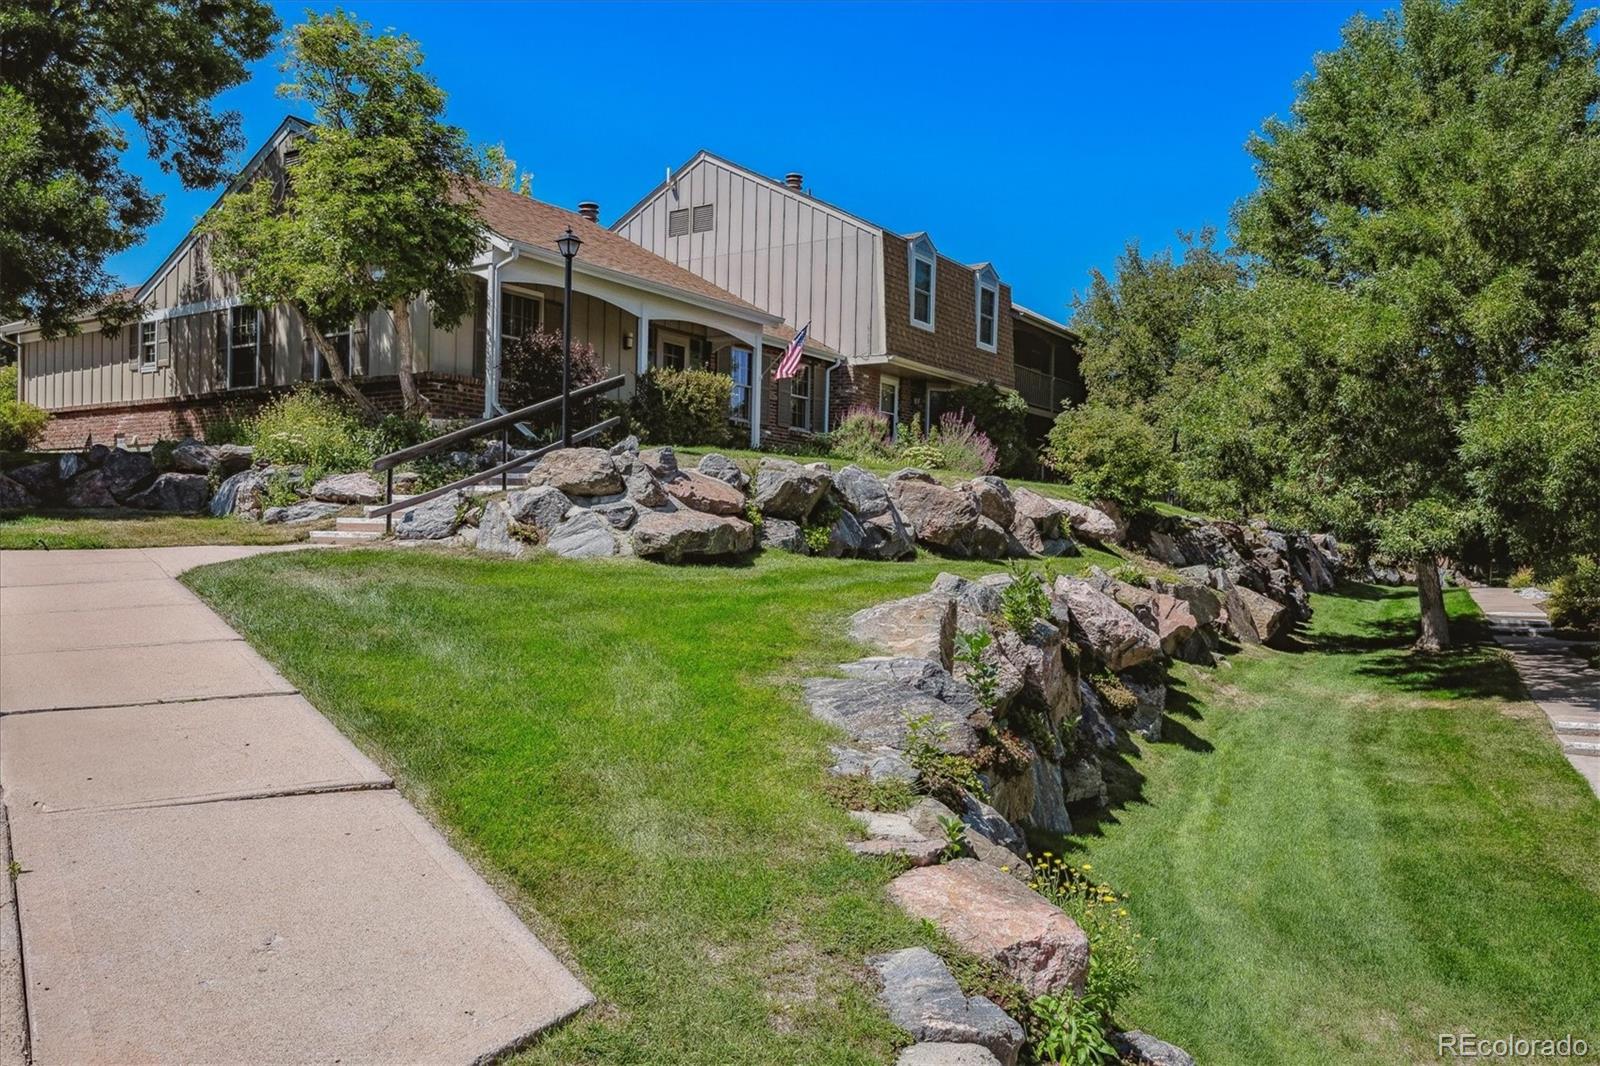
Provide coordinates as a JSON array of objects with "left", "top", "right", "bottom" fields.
[{"left": 308, "top": 469, "right": 531, "bottom": 545}]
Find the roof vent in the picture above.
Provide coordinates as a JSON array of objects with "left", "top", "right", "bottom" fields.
[
  {"left": 784, "top": 172, "right": 804, "bottom": 192},
  {"left": 577, "top": 201, "right": 599, "bottom": 222}
]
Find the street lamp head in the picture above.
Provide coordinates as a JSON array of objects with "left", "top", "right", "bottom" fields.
[{"left": 556, "top": 226, "right": 583, "bottom": 259}]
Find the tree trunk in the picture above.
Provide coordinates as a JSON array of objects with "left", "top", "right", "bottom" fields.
[
  {"left": 294, "top": 303, "right": 379, "bottom": 418},
  {"left": 391, "top": 298, "right": 430, "bottom": 418},
  {"left": 1414, "top": 555, "right": 1451, "bottom": 651}
]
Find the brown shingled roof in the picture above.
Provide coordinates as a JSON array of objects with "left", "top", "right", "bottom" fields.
[{"left": 472, "top": 181, "right": 775, "bottom": 322}]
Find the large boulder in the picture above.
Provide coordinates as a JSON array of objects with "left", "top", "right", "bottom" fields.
[
  {"left": 821, "top": 508, "right": 867, "bottom": 557},
  {"left": 803, "top": 676, "right": 979, "bottom": 755},
  {"left": 638, "top": 446, "right": 678, "bottom": 477},
  {"left": 695, "top": 453, "right": 749, "bottom": 492},
  {"left": 1059, "top": 500, "right": 1120, "bottom": 543},
  {"left": 860, "top": 507, "right": 917, "bottom": 561},
  {"left": 964, "top": 477, "right": 1016, "bottom": 528},
  {"left": 1113, "top": 1031, "right": 1197, "bottom": 1066},
  {"left": 1232, "top": 584, "right": 1290, "bottom": 645},
  {"left": 662, "top": 469, "right": 746, "bottom": 516},
  {"left": 476, "top": 500, "right": 527, "bottom": 558},
  {"left": 125, "top": 472, "right": 210, "bottom": 513},
  {"left": 1011, "top": 487, "right": 1067, "bottom": 540},
  {"left": 991, "top": 618, "right": 1076, "bottom": 725},
  {"left": 507, "top": 485, "right": 571, "bottom": 532},
  {"left": 837, "top": 657, "right": 980, "bottom": 718},
  {"left": 630, "top": 509, "right": 754, "bottom": 561},
  {"left": 311, "top": 471, "right": 384, "bottom": 504},
  {"left": 9, "top": 460, "right": 59, "bottom": 500},
  {"left": 886, "top": 859, "right": 1090, "bottom": 997},
  {"left": 759, "top": 516, "right": 806, "bottom": 553},
  {"left": 546, "top": 510, "right": 619, "bottom": 558},
  {"left": 833, "top": 464, "right": 891, "bottom": 519},
  {"left": 100, "top": 449, "right": 156, "bottom": 500},
  {"left": 1148, "top": 593, "right": 1199, "bottom": 658},
  {"left": 57, "top": 453, "right": 84, "bottom": 480},
  {"left": 209, "top": 469, "right": 267, "bottom": 518},
  {"left": 64, "top": 470, "right": 117, "bottom": 509},
  {"left": 870, "top": 948, "right": 1024, "bottom": 1066},
  {"left": 889, "top": 479, "right": 982, "bottom": 551},
  {"left": 897, "top": 1044, "right": 1003, "bottom": 1066},
  {"left": 752, "top": 457, "right": 830, "bottom": 519},
  {"left": 393, "top": 491, "right": 465, "bottom": 540},
  {"left": 0, "top": 473, "right": 36, "bottom": 511},
  {"left": 214, "top": 443, "right": 255, "bottom": 475},
  {"left": 1027, "top": 748, "right": 1073, "bottom": 836},
  {"left": 527, "top": 447, "right": 624, "bottom": 497},
  {"left": 1051, "top": 576, "right": 1161, "bottom": 671},
  {"left": 848, "top": 591, "right": 957, "bottom": 669},
  {"left": 168, "top": 438, "right": 218, "bottom": 474}
]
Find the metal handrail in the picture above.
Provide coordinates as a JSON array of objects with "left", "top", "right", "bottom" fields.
[
  {"left": 371, "top": 374, "right": 626, "bottom": 472},
  {"left": 368, "top": 415, "right": 622, "bottom": 520}
]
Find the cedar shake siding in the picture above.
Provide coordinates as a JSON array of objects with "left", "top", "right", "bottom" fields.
[{"left": 882, "top": 233, "right": 1015, "bottom": 388}]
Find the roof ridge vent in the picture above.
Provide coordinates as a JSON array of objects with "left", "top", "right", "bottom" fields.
[{"left": 784, "top": 172, "right": 804, "bottom": 192}]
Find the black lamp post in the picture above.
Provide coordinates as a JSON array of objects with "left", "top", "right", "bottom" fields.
[{"left": 555, "top": 226, "right": 583, "bottom": 446}]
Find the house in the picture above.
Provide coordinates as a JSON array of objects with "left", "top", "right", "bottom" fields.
[
  {"left": 1, "top": 118, "right": 809, "bottom": 451},
  {"left": 1011, "top": 303, "right": 1087, "bottom": 446},
  {"left": 612, "top": 150, "right": 1085, "bottom": 444}
]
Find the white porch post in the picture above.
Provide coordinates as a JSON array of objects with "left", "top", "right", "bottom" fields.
[
  {"left": 483, "top": 260, "right": 501, "bottom": 419},
  {"left": 748, "top": 334, "right": 763, "bottom": 449},
  {"left": 636, "top": 314, "right": 650, "bottom": 377}
]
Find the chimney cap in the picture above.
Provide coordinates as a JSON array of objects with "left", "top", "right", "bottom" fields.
[
  {"left": 577, "top": 201, "right": 600, "bottom": 222},
  {"left": 783, "top": 172, "right": 804, "bottom": 191}
]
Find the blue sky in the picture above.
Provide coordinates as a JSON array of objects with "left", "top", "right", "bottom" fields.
[{"left": 107, "top": 0, "right": 1378, "bottom": 320}]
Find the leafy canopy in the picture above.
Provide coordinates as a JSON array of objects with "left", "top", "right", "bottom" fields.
[{"left": 0, "top": 0, "right": 277, "bottom": 335}]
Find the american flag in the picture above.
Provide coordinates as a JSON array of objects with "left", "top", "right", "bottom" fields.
[{"left": 774, "top": 321, "right": 810, "bottom": 380}]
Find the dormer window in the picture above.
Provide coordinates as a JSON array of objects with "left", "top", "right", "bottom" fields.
[
  {"left": 909, "top": 236, "right": 936, "bottom": 331},
  {"left": 975, "top": 266, "right": 999, "bottom": 352}
]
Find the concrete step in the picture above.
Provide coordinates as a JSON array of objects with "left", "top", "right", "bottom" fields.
[
  {"left": 335, "top": 516, "right": 388, "bottom": 533},
  {"left": 1554, "top": 720, "right": 1600, "bottom": 736},
  {"left": 1563, "top": 739, "right": 1600, "bottom": 758},
  {"left": 308, "top": 529, "right": 382, "bottom": 544}
]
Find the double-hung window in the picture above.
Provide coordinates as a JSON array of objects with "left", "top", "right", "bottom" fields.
[
  {"left": 909, "top": 237, "right": 936, "bottom": 330},
  {"left": 729, "top": 347, "right": 752, "bottom": 422},
  {"left": 227, "top": 306, "right": 260, "bottom": 389},
  {"left": 317, "top": 323, "right": 352, "bottom": 380},
  {"left": 139, "top": 321, "right": 159, "bottom": 371},
  {"left": 975, "top": 266, "right": 999, "bottom": 351},
  {"left": 501, "top": 291, "right": 541, "bottom": 342},
  {"left": 789, "top": 363, "right": 812, "bottom": 431}
]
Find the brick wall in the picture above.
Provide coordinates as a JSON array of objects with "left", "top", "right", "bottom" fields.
[
  {"left": 33, "top": 374, "right": 486, "bottom": 450},
  {"left": 882, "top": 233, "right": 1015, "bottom": 387}
]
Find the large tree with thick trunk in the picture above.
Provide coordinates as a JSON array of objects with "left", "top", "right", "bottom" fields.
[
  {"left": 204, "top": 10, "right": 483, "bottom": 418},
  {"left": 1220, "top": 0, "right": 1600, "bottom": 649}
]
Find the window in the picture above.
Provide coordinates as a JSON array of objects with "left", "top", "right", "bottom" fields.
[
  {"left": 139, "top": 321, "right": 159, "bottom": 370},
  {"left": 657, "top": 331, "right": 688, "bottom": 371},
  {"left": 691, "top": 204, "right": 715, "bottom": 233},
  {"left": 729, "top": 348, "right": 752, "bottom": 422},
  {"left": 668, "top": 208, "right": 690, "bottom": 237},
  {"left": 789, "top": 362, "right": 812, "bottom": 431},
  {"left": 227, "top": 306, "right": 259, "bottom": 389},
  {"left": 909, "top": 237, "right": 936, "bottom": 330},
  {"left": 316, "top": 323, "right": 351, "bottom": 380},
  {"left": 501, "top": 292, "right": 541, "bottom": 342},
  {"left": 878, "top": 374, "right": 900, "bottom": 437},
  {"left": 975, "top": 267, "right": 999, "bottom": 351}
]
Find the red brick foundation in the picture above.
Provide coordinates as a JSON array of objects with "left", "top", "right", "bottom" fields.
[{"left": 34, "top": 374, "right": 487, "bottom": 450}]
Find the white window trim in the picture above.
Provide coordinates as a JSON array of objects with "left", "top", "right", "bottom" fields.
[
  {"left": 879, "top": 373, "right": 901, "bottom": 437},
  {"left": 656, "top": 329, "right": 691, "bottom": 370},
  {"left": 729, "top": 346, "right": 753, "bottom": 424},
  {"left": 975, "top": 268, "right": 999, "bottom": 352},
  {"left": 909, "top": 239, "right": 936, "bottom": 332},
  {"left": 788, "top": 361, "right": 814, "bottom": 432},
  {"left": 227, "top": 306, "right": 262, "bottom": 390},
  {"left": 139, "top": 321, "right": 160, "bottom": 372}
]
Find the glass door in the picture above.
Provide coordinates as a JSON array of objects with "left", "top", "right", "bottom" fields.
[{"left": 878, "top": 374, "right": 900, "bottom": 437}]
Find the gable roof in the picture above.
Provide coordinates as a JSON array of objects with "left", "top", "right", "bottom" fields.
[{"left": 474, "top": 182, "right": 778, "bottom": 324}]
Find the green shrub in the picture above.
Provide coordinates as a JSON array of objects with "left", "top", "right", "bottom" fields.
[
  {"left": 941, "top": 382, "right": 1030, "bottom": 475},
  {"left": 247, "top": 388, "right": 374, "bottom": 482},
  {"left": 1029, "top": 990, "right": 1118, "bottom": 1066},
  {"left": 954, "top": 630, "right": 999, "bottom": 709},
  {"left": 1109, "top": 563, "right": 1146, "bottom": 586},
  {"left": 1043, "top": 403, "right": 1175, "bottom": 511},
  {"left": 365, "top": 413, "right": 433, "bottom": 457},
  {"left": 629, "top": 368, "right": 733, "bottom": 446},
  {"left": 892, "top": 414, "right": 998, "bottom": 476},
  {"left": 260, "top": 469, "right": 303, "bottom": 510},
  {"left": 0, "top": 366, "right": 49, "bottom": 451},
  {"left": 825, "top": 405, "right": 894, "bottom": 463},
  {"left": 150, "top": 439, "right": 177, "bottom": 472},
  {"left": 1547, "top": 557, "right": 1600, "bottom": 633},
  {"left": 999, "top": 564, "right": 1051, "bottom": 631},
  {"left": 904, "top": 715, "right": 985, "bottom": 807},
  {"left": 1507, "top": 566, "right": 1536, "bottom": 590}
]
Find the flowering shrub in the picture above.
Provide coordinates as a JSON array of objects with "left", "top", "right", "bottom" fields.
[
  {"left": 825, "top": 405, "right": 894, "bottom": 462},
  {"left": 247, "top": 388, "right": 373, "bottom": 482},
  {"left": 932, "top": 410, "right": 1000, "bottom": 475}
]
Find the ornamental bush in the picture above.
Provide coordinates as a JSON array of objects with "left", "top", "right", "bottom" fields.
[
  {"left": 942, "top": 382, "right": 1030, "bottom": 475},
  {"left": 825, "top": 405, "right": 894, "bottom": 463},
  {"left": 629, "top": 368, "right": 733, "bottom": 446},
  {"left": 500, "top": 328, "right": 606, "bottom": 441},
  {"left": 1043, "top": 403, "right": 1174, "bottom": 511},
  {"left": 0, "top": 366, "right": 49, "bottom": 451},
  {"left": 247, "top": 387, "right": 373, "bottom": 482},
  {"left": 1547, "top": 557, "right": 1600, "bottom": 634}
]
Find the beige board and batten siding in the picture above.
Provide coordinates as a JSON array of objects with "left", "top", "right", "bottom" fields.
[{"left": 616, "top": 154, "right": 883, "bottom": 360}]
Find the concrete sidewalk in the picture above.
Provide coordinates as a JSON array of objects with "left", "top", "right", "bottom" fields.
[
  {"left": 0, "top": 546, "right": 590, "bottom": 1065},
  {"left": 1470, "top": 587, "right": 1600, "bottom": 798}
]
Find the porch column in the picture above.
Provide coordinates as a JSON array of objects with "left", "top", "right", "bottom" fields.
[
  {"left": 483, "top": 264, "right": 501, "bottom": 418},
  {"left": 748, "top": 333, "right": 763, "bottom": 449},
  {"left": 636, "top": 315, "right": 650, "bottom": 377}
]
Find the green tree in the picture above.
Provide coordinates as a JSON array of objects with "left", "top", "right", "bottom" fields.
[
  {"left": 0, "top": 0, "right": 277, "bottom": 336},
  {"left": 205, "top": 10, "right": 484, "bottom": 417},
  {"left": 1043, "top": 403, "right": 1176, "bottom": 512},
  {"left": 1216, "top": 0, "right": 1600, "bottom": 649}
]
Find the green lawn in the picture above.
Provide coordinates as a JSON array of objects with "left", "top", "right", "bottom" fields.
[
  {"left": 182, "top": 549, "right": 1599, "bottom": 1063},
  {"left": 1066, "top": 586, "right": 1600, "bottom": 1063},
  {"left": 0, "top": 510, "right": 313, "bottom": 549}
]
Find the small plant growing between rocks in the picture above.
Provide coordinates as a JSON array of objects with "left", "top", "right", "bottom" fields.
[
  {"left": 1000, "top": 563, "right": 1052, "bottom": 632},
  {"left": 954, "top": 629, "right": 999, "bottom": 709},
  {"left": 904, "top": 714, "right": 985, "bottom": 807},
  {"left": 1029, "top": 990, "right": 1119, "bottom": 1066},
  {"left": 801, "top": 502, "right": 840, "bottom": 554},
  {"left": 936, "top": 814, "right": 967, "bottom": 861},
  {"left": 822, "top": 773, "right": 918, "bottom": 813},
  {"left": 260, "top": 471, "right": 302, "bottom": 510},
  {"left": 1108, "top": 563, "right": 1146, "bottom": 586},
  {"left": 1088, "top": 671, "right": 1138, "bottom": 718},
  {"left": 743, "top": 501, "right": 764, "bottom": 531},
  {"left": 974, "top": 723, "right": 1033, "bottom": 778}
]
